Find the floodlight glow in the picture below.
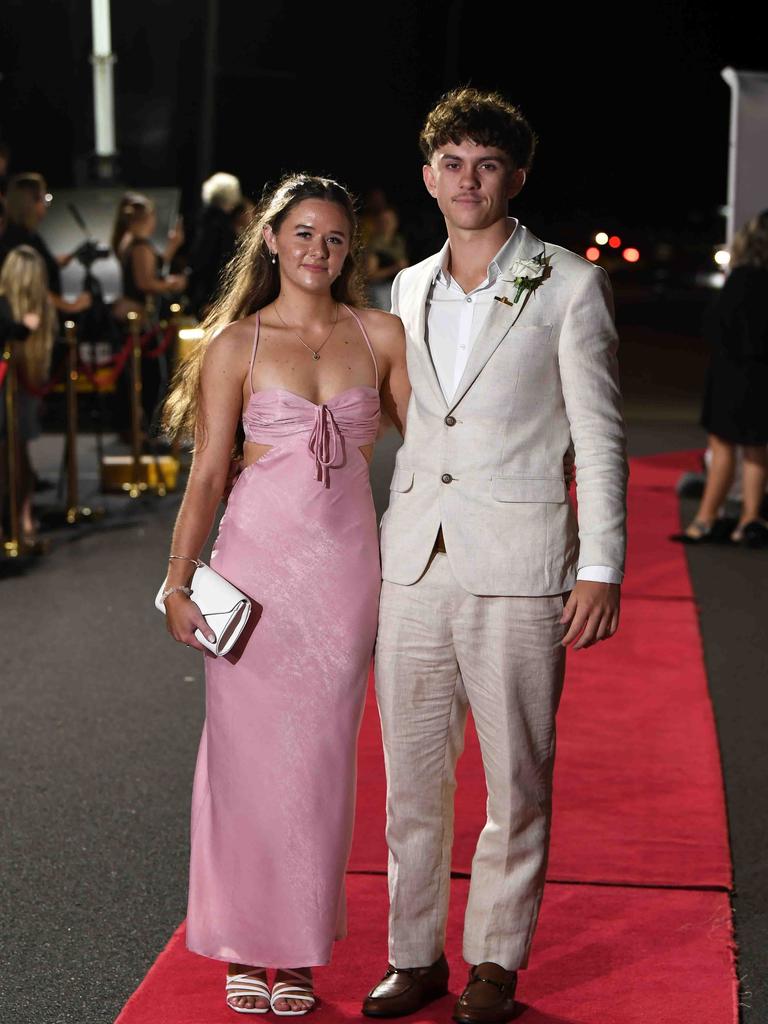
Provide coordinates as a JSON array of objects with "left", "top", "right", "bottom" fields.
[
  {"left": 714, "top": 250, "right": 730, "bottom": 266},
  {"left": 595, "top": 232, "right": 609, "bottom": 245},
  {"left": 586, "top": 247, "right": 600, "bottom": 262},
  {"left": 622, "top": 248, "right": 640, "bottom": 263}
]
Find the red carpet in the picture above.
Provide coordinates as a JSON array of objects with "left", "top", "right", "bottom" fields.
[
  {"left": 622, "top": 450, "right": 702, "bottom": 600},
  {"left": 116, "top": 450, "right": 737, "bottom": 1023},
  {"left": 116, "top": 875, "right": 737, "bottom": 1024}
]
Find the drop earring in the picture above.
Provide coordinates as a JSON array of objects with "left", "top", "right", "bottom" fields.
[{"left": 271, "top": 252, "right": 277, "bottom": 265}]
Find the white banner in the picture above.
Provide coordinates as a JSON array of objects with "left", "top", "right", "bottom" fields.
[{"left": 721, "top": 67, "right": 768, "bottom": 244}]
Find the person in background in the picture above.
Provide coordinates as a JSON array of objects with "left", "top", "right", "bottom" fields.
[
  {"left": 0, "top": 173, "right": 92, "bottom": 317},
  {"left": 110, "top": 193, "right": 186, "bottom": 439},
  {"left": 359, "top": 186, "right": 389, "bottom": 248},
  {"left": 673, "top": 210, "right": 768, "bottom": 548},
  {"left": 0, "top": 246, "right": 55, "bottom": 546},
  {"left": 365, "top": 206, "right": 409, "bottom": 310},
  {"left": 188, "top": 172, "right": 242, "bottom": 317},
  {"left": 111, "top": 192, "right": 186, "bottom": 311}
]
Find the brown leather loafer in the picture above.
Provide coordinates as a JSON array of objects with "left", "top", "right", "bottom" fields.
[
  {"left": 362, "top": 952, "right": 449, "bottom": 1017},
  {"left": 452, "top": 962, "right": 518, "bottom": 1023}
]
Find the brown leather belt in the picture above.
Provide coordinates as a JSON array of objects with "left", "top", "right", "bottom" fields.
[{"left": 432, "top": 525, "right": 446, "bottom": 555}]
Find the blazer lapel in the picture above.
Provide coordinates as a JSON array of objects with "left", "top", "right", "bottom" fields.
[
  {"left": 448, "top": 226, "right": 547, "bottom": 413},
  {"left": 404, "top": 251, "right": 449, "bottom": 409}
]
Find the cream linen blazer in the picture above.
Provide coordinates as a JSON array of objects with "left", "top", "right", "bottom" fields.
[{"left": 380, "top": 223, "right": 628, "bottom": 596}]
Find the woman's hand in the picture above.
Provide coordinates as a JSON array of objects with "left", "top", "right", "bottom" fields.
[
  {"left": 164, "top": 273, "right": 187, "bottom": 294},
  {"left": 164, "top": 272, "right": 188, "bottom": 292},
  {"left": 22, "top": 312, "right": 41, "bottom": 331},
  {"left": 164, "top": 592, "right": 217, "bottom": 651},
  {"left": 165, "top": 217, "right": 185, "bottom": 258}
]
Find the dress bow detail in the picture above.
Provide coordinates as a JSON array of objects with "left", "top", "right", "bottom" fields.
[{"left": 308, "top": 403, "right": 341, "bottom": 487}]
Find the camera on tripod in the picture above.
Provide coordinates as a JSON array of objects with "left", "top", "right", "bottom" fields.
[{"left": 72, "top": 238, "right": 111, "bottom": 269}]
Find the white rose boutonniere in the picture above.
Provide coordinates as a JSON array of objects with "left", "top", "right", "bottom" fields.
[{"left": 508, "top": 250, "right": 553, "bottom": 303}]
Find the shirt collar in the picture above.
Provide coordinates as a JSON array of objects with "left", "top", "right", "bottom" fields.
[{"left": 431, "top": 217, "right": 521, "bottom": 288}]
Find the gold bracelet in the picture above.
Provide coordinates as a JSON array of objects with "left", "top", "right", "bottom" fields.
[{"left": 168, "top": 554, "right": 201, "bottom": 567}]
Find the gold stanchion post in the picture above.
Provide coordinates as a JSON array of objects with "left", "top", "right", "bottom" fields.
[
  {"left": 125, "top": 310, "right": 147, "bottom": 498},
  {"left": 100, "top": 310, "right": 181, "bottom": 496},
  {"left": 61, "top": 320, "right": 99, "bottom": 524},
  {"left": 1, "top": 339, "right": 22, "bottom": 557},
  {"left": 64, "top": 320, "right": 79, "bottom": 519}
]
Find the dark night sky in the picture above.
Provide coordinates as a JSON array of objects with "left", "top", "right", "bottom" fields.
[{"left": 1, "top": 0, "right": 764, "bottom": 256}]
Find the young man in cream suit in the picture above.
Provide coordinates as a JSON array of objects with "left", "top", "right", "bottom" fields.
[{"left": 363, "top": 89, "right": 628, "bottom": 1024}]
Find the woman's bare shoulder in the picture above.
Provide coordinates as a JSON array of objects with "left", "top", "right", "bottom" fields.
[
  {"left": 352, "top": 306, "right": 405, "bottom": 349},
  {"left": 203, "top": 315, "right": 258, "bottom": 375}
]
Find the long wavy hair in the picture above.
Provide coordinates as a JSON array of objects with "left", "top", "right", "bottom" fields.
[
  {"left": 162, "top": 173, "right": 365, "bottom": 448},
  {"left": 0, "top": 245, "right": 56, "bottom": 385},
  {"left": 730, "top": 209, "right": 768, "bottom": 270}
]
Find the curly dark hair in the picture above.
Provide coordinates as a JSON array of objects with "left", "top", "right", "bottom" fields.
[{"left": 419, "top": 87, "right": 538, "bottom": 171}]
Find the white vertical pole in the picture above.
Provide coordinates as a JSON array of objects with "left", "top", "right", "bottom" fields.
[
  {"left": 91, "top": 0, "right": 116, "bottom": 158},
  {"left": 721, "top": 67, "right": 768, "bottom": 246}
]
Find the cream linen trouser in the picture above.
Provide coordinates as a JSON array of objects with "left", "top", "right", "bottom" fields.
[{"left": 375, "top": 553, "right": 567, "bottom": 972}]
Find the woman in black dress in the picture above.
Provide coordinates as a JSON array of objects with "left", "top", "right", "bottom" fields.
[
  {"left": 677, "top": 211, "right": 768, "bottom": 546},
  {"left": 110, "top": 193, "right": 186, "bottom": 436}
]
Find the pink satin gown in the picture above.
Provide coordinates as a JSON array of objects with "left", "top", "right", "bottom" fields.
[{"left": 186, "top": 306, "right": 381, "bottom": 967}]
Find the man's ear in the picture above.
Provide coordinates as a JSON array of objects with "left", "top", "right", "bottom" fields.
[
  {"left": 507, "top": 167, "right": 527, "bottom": 200},
  {"left": 423, "top": 162, "right": 438, "bottom": 198}
]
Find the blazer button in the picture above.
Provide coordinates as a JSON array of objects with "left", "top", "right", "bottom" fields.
[
  {"left": 441, "top": 473, "right": 453, "bottom": 484},
  {"left": 444, "top": 415, "right": 457, "bottom": 426}
]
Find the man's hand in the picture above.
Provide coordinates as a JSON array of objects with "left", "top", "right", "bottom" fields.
[
  {"left": 222, "top": 456, "right": 244, "bottom": 505},
  {"left": 561, "top": 581, "right": 620, "bottom": 649}
]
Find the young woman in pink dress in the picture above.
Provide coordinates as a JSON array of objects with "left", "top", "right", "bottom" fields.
[{"left": 161, "top": 175, "right": 409, "bottom": 1015}]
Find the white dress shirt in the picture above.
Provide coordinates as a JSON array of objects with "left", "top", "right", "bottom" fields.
[{"left": 424, "top": 222, "right": 623, "bottom": 586}]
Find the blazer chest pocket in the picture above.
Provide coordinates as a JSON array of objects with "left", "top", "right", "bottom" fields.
[
  {"left": 390, "top": 468, "right": 415, "bottom": 493},
  {"left": 491, "top": 477, "right": 566, "bottom": 503}
]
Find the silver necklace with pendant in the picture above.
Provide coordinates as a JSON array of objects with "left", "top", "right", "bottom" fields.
[{"left": 274, "top": 301, "right": 339, "bottom": 360}]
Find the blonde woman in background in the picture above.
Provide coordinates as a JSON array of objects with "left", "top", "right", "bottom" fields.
[
  {"left": 0, "top": 245, "right": 55, "bottom": 544},
  {"left": 0, "top": 173, "right": 92, "bottom": 317}
]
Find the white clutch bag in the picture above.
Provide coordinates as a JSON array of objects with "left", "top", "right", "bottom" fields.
[{"left": 155, "top": 561, "right": 252, "bottom": 657}]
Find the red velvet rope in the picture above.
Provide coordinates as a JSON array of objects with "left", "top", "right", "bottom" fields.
[{"left": 15, "top": 324, "right": 178, "bottom": 396}]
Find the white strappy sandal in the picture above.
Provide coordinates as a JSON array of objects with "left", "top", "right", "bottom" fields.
[
  {"left": 270, "top": 969, "right": 316, "bottom": 1017},
  {"left": 226, "top": 969, "right": 271, "bottom": 1014}
]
